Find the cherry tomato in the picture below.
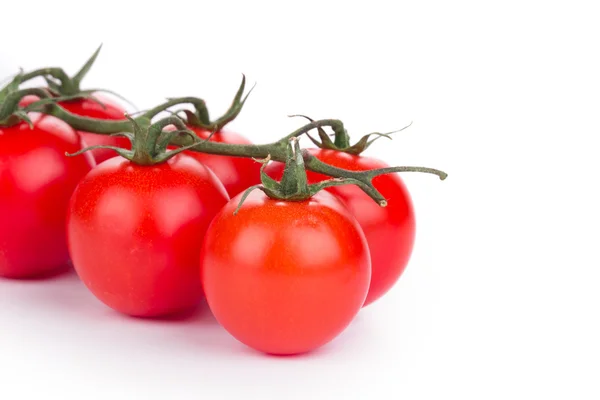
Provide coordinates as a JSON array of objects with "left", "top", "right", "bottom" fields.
[
  {"left": 0, "top": 114, "right": 94, "bottom": 278},
  {"left": 169, "top": 126, "right": 261, "bottom": 197},
  {"left": 67, "top": 154, "right": 229, "bottom": 317},
  {"left": 200, "top": 190, "right": 371, "bottom": 355},
  {"left": 265, "top": 149, "right": 415, "bottom": 306},
  {"left": 20, "top": 94, "right": 129, "bottom": 164}
]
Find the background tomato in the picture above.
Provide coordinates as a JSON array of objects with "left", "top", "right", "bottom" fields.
[
  {"left": 20, "top": 94, "right": 129, "bottom": 164},
  {"left": 67, "top": 154, "right": 229, "bottom": 317},
  {"left": 265, "top": 148, "right": 415, "bottom": 306},
  {"left": 0, "top": 114, "right": 94, "bottom": 278},
  {"left": 201, "top": 189, "right": 371, "bottom": 355},
  {"left": 169, "top": 126, "right": 261, "bottom": 197}
]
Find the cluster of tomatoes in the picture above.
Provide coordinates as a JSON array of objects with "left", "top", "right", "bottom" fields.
[{"left": 0, "top": 57, "right": 424, "bottom": 356}]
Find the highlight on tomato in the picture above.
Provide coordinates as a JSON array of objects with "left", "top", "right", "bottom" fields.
[
  {"left": 201, "top": 139, "right": 371, "bottom": 355},
  {"left": 265, "top": 118, "right": 415, "bottom": 306},
  {"left": 66, "top": 116, "right": 229, "bottom": 317}
]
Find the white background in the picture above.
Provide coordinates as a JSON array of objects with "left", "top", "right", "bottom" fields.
[{"left": 1, "top": 0, "right": 599, "bottom": 399}]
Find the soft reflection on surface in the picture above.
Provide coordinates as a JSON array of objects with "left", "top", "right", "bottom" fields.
[
  {"left": 284, "top": 226, "right": 341, "bottom": 269},
  {"left": 231, "top": 225, "right": 273, "bottom": 268},
  {"left": 228, "top": 220, "right": 343, "bottom": 272},
  {"left": 153, "top": 187, "right": 203, "bottom": 237},
  {"left": 95, "top": 187, "right": 141, "bottom": 233},
  {"left": 12, "top": 148, "right": 66, "bottom": 193}
]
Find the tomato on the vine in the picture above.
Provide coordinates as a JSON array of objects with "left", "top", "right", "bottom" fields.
[
  {"left": 20, "top": 94, "right": 129, "bottom": 164},
  {"left": 67, "top": 154, "right": 229, "bottom": 317},
  {"left": 169, "top": 126, "right": 261, "bottom": 197},
  {"left": 0, "top": 114, "right": 94, "bottom": 278},
  {"left": 200, "top": 189, "right": 371, "bottom": 355},
  {"left": 265, "top": 148, "right": 415, "bottom": 306}
]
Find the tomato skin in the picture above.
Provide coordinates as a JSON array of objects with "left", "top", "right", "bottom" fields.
[
  {"left": 170, "top": 126, "right": 261, "bottom": 197},
  {"left": 20, "top": 94, "right": 130, "bottom": 164},
  {"left": 67, "top": 155, "right": 229, "bottom": 317},
  {"left": 0, "top": 114, "right": 94, "bottom": 278},
  {"left": 201, "top": 190, "right": 371, "bottom": 355},
  {"left": 265, "top": 149, "right": 416, "bottom": 306}
]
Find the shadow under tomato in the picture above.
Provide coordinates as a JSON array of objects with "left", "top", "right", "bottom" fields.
[
  {"left": 1, "top": 268, "right": 370, "bottom": 360},
  {"left": 107, "top": 299, "right": 253, "bottom": 355},
  {"left": 0, "top": 268, "right": 94, "bottom": 310},
  {"left": 0, "top": 264, "right": 73, "bottom": 282},
  {"left": 248, "top": 311, "right": 374, "bottom": 360},
  {"left": 252, "top": 343, "right": 346, "bottom": 359},
  {"left": 121, "top": 299, "right": 219, "bottom": 325}
]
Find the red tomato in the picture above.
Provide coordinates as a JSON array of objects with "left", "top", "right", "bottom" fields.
[
  {"left": 67, "top": 154, "right": 229, "bottom": 317},
  {"left": 265, "top": 149, "right": 415, "bottom": 306},
  {"left": 200, "top": 190, "right": 371, "bottom": 355},
  {"left": 169, "top": 126, "right": 261, "bottom": 197},
  {"left": 20, "top": 94, "right": 129, "bottom": 164},
  {"left": 0, "top": 114, "right": 94, "bottom": 278}
]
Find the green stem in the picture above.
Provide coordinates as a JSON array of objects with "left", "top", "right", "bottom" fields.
[
  {"left": 19, "top": 46, "right": 103, "bottom": 96},
  {"left": 303, "top": 151, "right": 447, "bottom": 205},
  {"left": 142, "top": 97, "right": 209, "bottom": 121},
  {"left": 31, "top": 102, "right": 446, "bottom": 206},
  {"left": 20, "top": 68, "right": 78, "bottom": 95},
  {"left": 169, "top": 132, "right": 280, "bottom": 160},
  {"left": 282, "top": 119, "right": 345, "bottom": 141},
  {"left": 0, "top": 88, "right": 52, "bottom": 121},
  {"left": 333, "top": 127, "right": 351, "bottom": 149},
  {"left": 303, "top": 155, "right": 447, "bottom": 181},
  {"left": 362, "top": 166, "right": 448, "bottom": 180},
  {"left": 145, "top": 116, "right": 190, "bottom": 158},
  {"left": 29, "top": 103, "right": 132, "bottom": 133}
]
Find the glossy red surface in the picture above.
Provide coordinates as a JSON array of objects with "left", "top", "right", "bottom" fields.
[
  {"left": 201, "top": 190, "right": 370, "bottom": 355},
  {"left": 0, "top": 114, "right": 94, "bottom": 278},
  {"left": 67, "top": 154, "right": 229, "bottom": 317}
]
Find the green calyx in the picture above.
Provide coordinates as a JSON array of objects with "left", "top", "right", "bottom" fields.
[
  {"left": 20, "top": 45, "right": 101, "bottom": 97},
  {"left": 289, "top": 114, "right": 412, "bottom": 156},
  {"left": 0, "top": 71, "right": 112, "bottom": 128},
  {"left": 0, "top": 77, "right": 55, "bottom": 127},
  {"left": 1, "top": 44, "right": 133, "bottom": 128},
  {"left": 233, "top": 138, "right": 369, "bottom": 214},
  {"left": 182, "top": 74, "right": 254, "bottom": 132},
  {"left": 66, "top": 115, "right": 201, "bottom": 166},
  {"left": 0, "top": 75, "right": 27, "bottom": 126},
  {"left": 17, "top": 45, "right": 134, "bottom": 109},
  {"left": 0, "top": 73, "right": 22, "bottom": 104}
]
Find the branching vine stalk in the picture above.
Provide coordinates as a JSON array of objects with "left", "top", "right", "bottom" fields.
[
  {"left": 2, "top": 64, "right": 447, "bottom": 207},
  {"left": 20, "top": 96, "right": 448, "bottom": 205}
]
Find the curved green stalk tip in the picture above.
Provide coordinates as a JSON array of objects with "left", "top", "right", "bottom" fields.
[
  {"left": 72, "top": 44, "right": 103, "bottom": 87},
  {"left": 233, "top": 184, "right": 264, "bottom": 215},
  {"left": 14, "top": 96, "right": 446, "bottom": 205},
  {"left": 65, "top": 144, "right": 132, "bottom": 159}
]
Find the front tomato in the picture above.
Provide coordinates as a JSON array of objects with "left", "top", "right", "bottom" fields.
[
  {"left": 0, "top": 114, "right": 94, "bottom": 278},
  {"left": 200, "top": 189, "right": 371, "bottom": 355},
  {"left": 67, "top": 154, "right": 229, "bottom": 317}
]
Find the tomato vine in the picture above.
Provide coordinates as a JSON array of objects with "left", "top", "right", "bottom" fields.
[{"left": 1, "top": 52, "right": 448, "bottom": 207}]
